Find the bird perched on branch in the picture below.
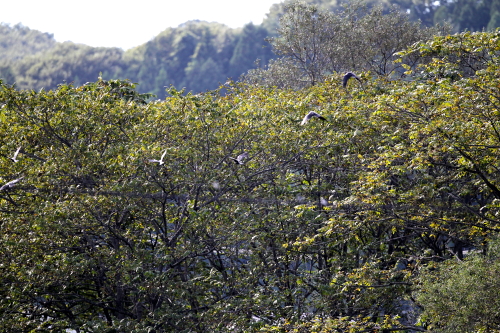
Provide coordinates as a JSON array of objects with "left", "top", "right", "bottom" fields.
[
  {"left": 342, "top": 72, "right": 361, "bottom": 88},
  {"left": 9, "top": 147, "right": 21, "bottom": 163},
  {"left": 148, "top": 149, "right": 167, "bottom": 165},
  {"left": 0, "top": 177, "right": 24, "bottom": 191},
  {"left": 229, "top": 152, "right": 249, "bottom": 165},
  {"left": 301, "top": 111, "right": 326, "bottom": 125}
]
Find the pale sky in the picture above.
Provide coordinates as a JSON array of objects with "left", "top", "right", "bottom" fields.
[{"left": 1, "top": 0, "right": 282, "bottom": 50}]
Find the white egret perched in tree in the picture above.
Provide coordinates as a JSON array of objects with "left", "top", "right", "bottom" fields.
[
  {"left": 301, "top": 111, "right": 326, "bottom": 125},
  {"left": 342, "top": 72, "right": 361, "bottom": 88},
  {"left": 9, "top": 147, "right": 21, "bottom": 163},
  {"left": 148, "top": 149, "right": 167, "bottom": 165},
  {"left": 229, "top": 152, "right": 249, "bottom": 165},
  {"left": 0, "top": 177, "right": 24, "bottom": 191}
]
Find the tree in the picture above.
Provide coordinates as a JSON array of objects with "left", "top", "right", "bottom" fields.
[
  {"left": 184, "top": 57, "right": 225, "bottom": 92},
  {"left": 417, "top": 237, "right": 500, "bottom": 332},
  {"left": 269, "top": 1, "right": 342, "bottom": 86},
  {"left": 433, "top": 5, "right": 451, "bottom": 26},
  {"left": 0, "top": 66, "right": 15, "bottom": 85},
  {"left": 228, "top": 23, "right": 274, "bottom": 79},
  {"left": 0, "top": 73, "right": 415, "bottom": 332},
  {"left": 0, "top": 20, "right": 276, "bottom": 96},
  {"left": 246, "top": 0, "right": 445, "bottom": 88},
  {"left": 9, "top": 42, "right": 125, "bottom": 90},
  {"left": 488, "top": 11, "right": 500, "bottom": 31}
]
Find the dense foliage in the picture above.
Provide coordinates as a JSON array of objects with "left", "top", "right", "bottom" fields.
[
  {"left": 417, "top": 238, "right": 500, "bottom": 333},
  {"left": 1, "top": 30, "right": 500, "bottom": 332},
  {"left": 119, "top": 21, "right": 274, "bottom": 97}
]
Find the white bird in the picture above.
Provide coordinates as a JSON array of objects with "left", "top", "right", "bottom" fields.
[
  {"left": 148, "top": 149, "right": 167, "bottom": 165},
  {"left": 301, "top": 111, "right": 326, "bottom": 125},
  {"left": 9, "top": 147, "right": 21, "bottom": 163},
  {"left": 342, "top": 72, "right": 361, "bottom": 88},
  {"left": 0, "top": 177, "right": 24, "bottom": 191},
  {"left": 229, "top": 152, "right": 249, "bottom": 165}
]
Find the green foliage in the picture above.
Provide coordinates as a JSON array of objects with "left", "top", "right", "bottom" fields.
[
  {"left": 229, "top": 23, "right": 274, "bottom": 79},
  {"left": 120, "top": 21, "right": 236, "bottom": 96},
  {"left": 0, "top": 70, "right": 414, "bottom": 332},
  {"left": 2, "top": 29, "right": 500, "bottom": 333},
  {"left": 488, "top": 11, "right": 500, "bottom": 31},
  {"left": 417, "top": 237, "right": 500, "bottom": 332},
  {"left": 428, "top": 0, "right": 494, "bottom": 32},
  {"left": 261, "top": 0, "right": 495, "bottom": 38}
]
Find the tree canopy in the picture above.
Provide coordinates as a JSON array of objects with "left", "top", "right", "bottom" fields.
[{"left": 2, "top": 28, "right": 500, "bottom": 332}]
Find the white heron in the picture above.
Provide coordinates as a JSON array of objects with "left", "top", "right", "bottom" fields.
[
  {"left": 148, "top": 149, "right": 167, "bottom": 165},
  {"left": 0, "top": 177, "right": 24, "bottom": 191},
  {"left": 301, "top": 111, "right": 326, "bottom": 125},
  {"left": 229, "top": 152, "right": 249, "bottom": 165},
  {"left": 9, "top": 147, "right": 21, "bottom": 163}
]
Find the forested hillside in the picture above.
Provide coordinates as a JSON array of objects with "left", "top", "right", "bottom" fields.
[
  {"left": 2, "top": 0, "right": 500, "bottom": 96},
  {"left": 0, "top": 21, "right": 274, "bottom": 98},
  {"left": 0, "top": 23, "right": 57, "bottom": 61},
  {"left": 2, "top": 28, "right": 500, "bottom": 332},
  {"left": 119, "top": 21, "right": 273, "bottom": 96}
]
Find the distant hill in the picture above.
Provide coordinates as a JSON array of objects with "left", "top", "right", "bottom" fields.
[
  {"left": 0, "top": 23, "right": 57, "bottom": 61},
  {"left": 118, "top": 21, "right": 274, "bottom": 97},
  {"left": 0, "top": 20, "right": 275, "bottom": 98},
  {"left": 0, "top": 23, "right": 58, "bottom": 85}
]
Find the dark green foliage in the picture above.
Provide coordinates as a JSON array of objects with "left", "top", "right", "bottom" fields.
[
  {"left": 488, "top": 11, "right": 500, "bottom": 31},
  {"left": 228, "top": 23, "right": 274, "bottom": 79},
  {"left": 0, "top": 65, "right": 15, "bottom": 85},
  {"left": 417, "top": 237, "right": 500, "bottom": 332},
  {"left": 121, "top": 21, "right": 274, "bottom": 97},
  {"left": 430, "top": 0, "right": 495, "bottom": 32},
  {"left": 120, "top": 22, "right": 240, "bottom": 96},
  {"left": 278, "top": 0, "right": 500, "bottom": 36}
]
